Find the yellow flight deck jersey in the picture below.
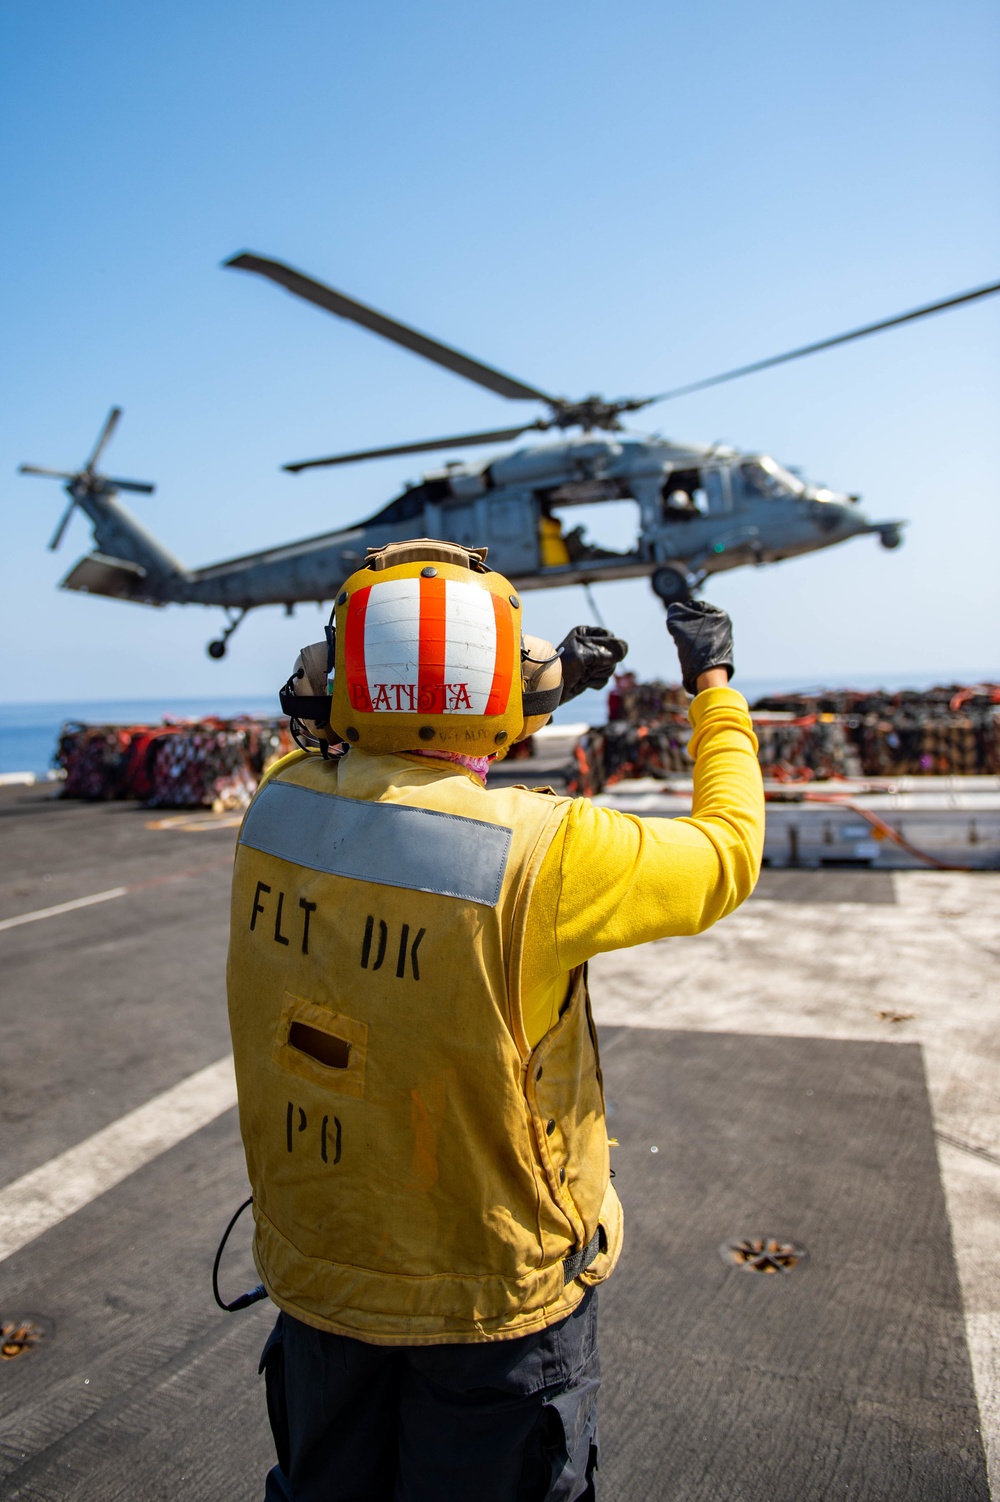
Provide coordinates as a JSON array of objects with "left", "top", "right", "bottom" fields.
[
  {"left": 228, "top": 686, "right": 763, "bottom": 1345},
  {"left": 522, "top": 686, "right": 763, "bottom": 1044}
]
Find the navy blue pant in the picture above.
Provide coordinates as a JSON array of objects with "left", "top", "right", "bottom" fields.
[{"left": 260, "top": 1289, "right": 600, "bottom": 1501}]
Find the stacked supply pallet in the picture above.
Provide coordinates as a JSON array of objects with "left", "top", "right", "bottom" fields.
[
  {"left": 572, "top": 677, "right": 692, "bottom": 795},
  {"left": 55, "top": 718, "right": 296, "bottom": 810},
  {"left": 570, "top": 680, "right": 1000, "bottom": 793},
  {"left": 753, "top": 714, "right": 861, "bottom": 782},
  {"left": 753, "top": 684, "right": 1000, "bottom": 777}
]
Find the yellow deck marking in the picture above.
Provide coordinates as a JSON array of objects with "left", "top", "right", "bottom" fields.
[{"left": 145, "top": 812, "right": 244, "bottom": 832}]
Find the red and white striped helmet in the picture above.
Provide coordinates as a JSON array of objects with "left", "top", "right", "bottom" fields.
[{"left": 328, "top": 541, "right": 544, "bottom": 756}]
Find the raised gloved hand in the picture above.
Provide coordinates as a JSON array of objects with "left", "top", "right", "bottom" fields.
[
  {"left": 557, "top": 625, "right": 629, "bottom": 703},
  {"left": 666, "top": 601, "right": 734, "bottom": 695}
]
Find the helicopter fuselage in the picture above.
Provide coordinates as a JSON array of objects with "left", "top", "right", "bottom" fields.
[
  {"left": 52, "top": 431, "right": 902, "bottom": 657},
  {"left": 31, "top": 256, "right": 1000, "bottom": 656},
  {"left": 165, "top": 434, "right": 896, "bottom": 605}
]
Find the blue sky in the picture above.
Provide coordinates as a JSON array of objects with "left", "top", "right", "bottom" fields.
[{"left": 2, "top": 0, "right": 998, "bottom": 702}]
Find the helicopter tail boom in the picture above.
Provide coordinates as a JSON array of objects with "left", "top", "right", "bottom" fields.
[
  {"left": 20, "top": 408, "right": 191, "bottom": 606},
  {"left": 58, "top": 483, "right": 190, "bottom": 604}
]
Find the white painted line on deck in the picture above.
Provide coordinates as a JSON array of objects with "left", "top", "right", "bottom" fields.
[
  {"left": 0, "top": 857, "right": 235, "bottom": 934},
  {"left": 0, "top": 886, "right": 127, "bottom": 931},
  {"left": 0, "top": 1054, "right": 237, "bottom": 1264}
]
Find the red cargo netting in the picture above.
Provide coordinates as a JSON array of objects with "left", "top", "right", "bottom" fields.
[{"left": 55, "top": 717, "right": 297, "bottom": 810}]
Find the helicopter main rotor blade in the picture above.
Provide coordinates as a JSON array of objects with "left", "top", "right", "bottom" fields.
[
  {"left": 83, "top": 406, "right": 122, "bottom": 474},
  {"left": 644, "top": 277, "right": 1000, "bottom": 406},
  {"left": 226, "top": 253, "right": 556, "bottom": 405},
  {"left": 48, "top": 499, "right": 77, "bottom": 551},
  {"left": 284, "top": 424, "right": 546, "bottom": 473},
  {"left": 18, "top": 465, "right": 78, "bottom": 480}
]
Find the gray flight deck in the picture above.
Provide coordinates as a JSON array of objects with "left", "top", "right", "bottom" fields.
[{"left": 1, "top": 780, "right": 996, "bottom": 1500}]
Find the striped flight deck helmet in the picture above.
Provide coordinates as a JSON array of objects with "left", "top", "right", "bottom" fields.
[{"left": 280, "top": 540, "right": 564, "bottom": 756}]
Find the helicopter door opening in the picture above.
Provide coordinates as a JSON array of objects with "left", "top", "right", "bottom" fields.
[
  {"left": 540, "top": 493, "right": 638, "bottom": 565},
  {"left": 662, "top": 468, "right": 709, "bottom": 521}
]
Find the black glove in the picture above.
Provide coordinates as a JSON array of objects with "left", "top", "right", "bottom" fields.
[
  {"left": 557, "top": 625, "right": 629, "bottom": 703},
  {"left": 666, "top": 601, "right": 734, "bottom": 695}
]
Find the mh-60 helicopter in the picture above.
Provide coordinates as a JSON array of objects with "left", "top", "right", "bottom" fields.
[{"left": 19, "top": 257, "right": 1000, "bottom": 658}]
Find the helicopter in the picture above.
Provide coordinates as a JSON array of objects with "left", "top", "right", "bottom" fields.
[{"left": 19, "top": 258, "right": 1000, "bottom": 658}]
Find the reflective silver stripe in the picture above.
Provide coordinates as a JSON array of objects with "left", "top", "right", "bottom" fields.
[{"left": 239, "top": 780, "right": 512, "bottom": 907}]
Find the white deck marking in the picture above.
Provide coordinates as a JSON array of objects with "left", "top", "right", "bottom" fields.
[
  {"left": 0, "top": 1055, "right": 237, "bottom": 1263},
  {"left": 0, "top": 857, "right": 236, "bottom": 933},
  {"left": 0, "top": 886, "right": 127, "bottom": 931}
]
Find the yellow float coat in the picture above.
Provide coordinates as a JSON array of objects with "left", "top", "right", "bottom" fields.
[{"left": 227, "top": 686, "right": 763, "bottom": 1345}]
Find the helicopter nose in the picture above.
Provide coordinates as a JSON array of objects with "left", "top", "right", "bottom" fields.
[
  {"left": 836, "top": 499, "right": 879, "bottom": 541},
  {"left": 809, "top": 497, "right": 856, "bottom": 535},
  {"left": 835, "top": 499, "right": 870, "bottom": 534}
]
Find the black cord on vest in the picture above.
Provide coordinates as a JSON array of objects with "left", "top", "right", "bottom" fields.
[{"left": 212, "top": 1196, "right": 269, "bottom": 1312}]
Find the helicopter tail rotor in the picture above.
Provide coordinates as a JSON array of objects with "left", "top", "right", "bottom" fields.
[
  {"left": 48, "top": 496, "right": 79, "bottom": 552},
  {"left": 18, "top": 408, "right": 155, "bottom": 550},
  {"left": 83, "top": 406, "right": 123, "bottom": 475},
  {"left": 18, "top": 465, "right": 79, "bottom": 481}
]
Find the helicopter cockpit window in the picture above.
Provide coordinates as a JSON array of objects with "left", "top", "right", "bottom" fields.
[{"left": 739, "top": 458, "right": 804, "bottom": 500}]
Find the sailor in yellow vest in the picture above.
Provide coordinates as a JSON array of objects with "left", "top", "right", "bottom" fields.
[{"left": 227, "top": 539, "right": 763, "bottom": 1502}]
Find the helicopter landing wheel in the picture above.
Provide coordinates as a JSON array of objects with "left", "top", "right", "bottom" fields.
[
  {"left": 206, "top": 608, "right": 249, "bottom": 661},
  {"left": 651, "top": 566, "right": 692, "bottom": 605}
]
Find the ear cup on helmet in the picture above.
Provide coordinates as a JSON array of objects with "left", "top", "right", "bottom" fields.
[
  {"left": 298, "top": 641, "right": 330, "bottom": 697},
  {"left": 518, "top": 635, "right": 563, "bottom": 740},
  {"left": 280, "top": 641, "right": 334, "bottom": 740}
]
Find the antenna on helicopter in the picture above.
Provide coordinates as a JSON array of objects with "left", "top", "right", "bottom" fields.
[
  {"left": 19, "top": 408, "right": 156, "bottom": 549},
  {"left": 224, "top": 253, "right": 1000, "bottom": 474}
]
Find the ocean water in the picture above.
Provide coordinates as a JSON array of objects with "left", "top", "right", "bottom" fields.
[{"left": 1, "top": 671, "right": 993, "bottom": 776}]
